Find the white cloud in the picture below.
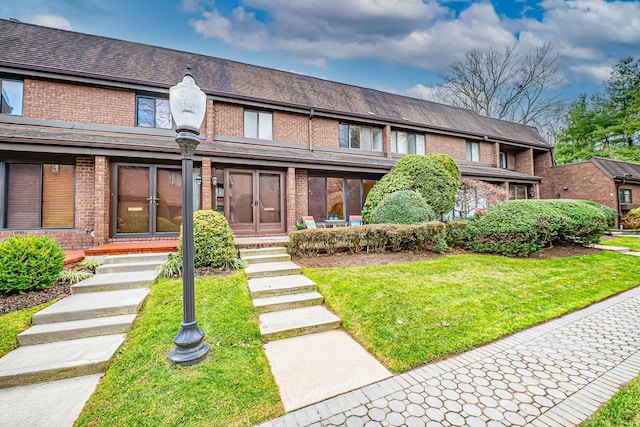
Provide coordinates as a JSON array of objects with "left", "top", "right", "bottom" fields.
[
  {"left": 569, "top": 64, "right": 613, "bottom": 84},
  {"left": 29, "top": 14, "right": 72, "bottom": 30}
]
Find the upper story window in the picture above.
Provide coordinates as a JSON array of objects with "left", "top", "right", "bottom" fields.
[
  {"left": 499, "top": 152, "right": 507, "bottom": 169},
  {"left": 339, "top": 124, "right": 383, "bottom": 151},
  {"left": 0, "top": 79, "right": 24, "bottom": 116},
  {"left": 619, "top": 189, "right": 632, "bottom": 204},
  {"left": 391, "top": 131, "right": 425, "bottom": 155},
  {"left": 137, "top": 96, "right": 172, "bottom": 129},
  {"left": 466, "top": 141, "right": 480, "bottom": 162},
  {"left": 244, "top": 110, "right": 273, "bottom": 140}
]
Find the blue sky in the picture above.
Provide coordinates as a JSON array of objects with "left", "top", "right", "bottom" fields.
[{"left": 2, "top": 0, "right": 640, "bottom": 102}]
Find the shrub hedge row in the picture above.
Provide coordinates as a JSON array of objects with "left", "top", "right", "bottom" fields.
[
  {"left": 370, "top": 190, "right": 436, "bottom": 225},
  {"left": 288, "top": 222, "right": 451, "bottom": 256},
  {"left": 464, "top": 199, "right": 613, "bottom": 256}
]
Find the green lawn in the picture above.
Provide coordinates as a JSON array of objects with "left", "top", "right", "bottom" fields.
[
  {"left": 583, "top": 374, "right": 640, "bottom": 426},
  {"left": 75, "top": 273, "right": 283, "bottom": 427},
  {"left": 305, "top": 251, "right": 640, "bottom": 373},
  {"left": 0, "top": 301, "right": 55, "bottom": 357},
  {"left": 601, "top": 237, "right": 640, "bottom": 252}
]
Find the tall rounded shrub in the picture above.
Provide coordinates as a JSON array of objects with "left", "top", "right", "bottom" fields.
[
  {"left": 370, "top": 190, "right": 436, "bottom": 224},
  {"left": 178, "top": 210, "right": 239, "bottom": 269},
  {"left": 0, "top": 235, "right": 64, "bottom": 294},
  {"left": 362, "top": 154, "right": 461, "bottom": 222}
]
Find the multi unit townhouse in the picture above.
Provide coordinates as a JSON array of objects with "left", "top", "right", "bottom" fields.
[{"left": 0, "top": 19, "right": 553, "bottom": 249}]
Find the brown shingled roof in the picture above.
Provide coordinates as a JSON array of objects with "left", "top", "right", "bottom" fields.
[
  {"left": 591, "top": 156, "right": 640, "bottom": 180},
  {"left": 0, "top": 19, "right": 549, "bottom": 148}
]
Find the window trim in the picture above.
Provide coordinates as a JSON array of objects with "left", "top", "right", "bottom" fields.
[
  {"left": 244, "top": 109, "right": 273, "bottom": 140},
  {"left": 619, "top": 188, "right": 632, "bottom": 204},
  {"left": 136, "top": 95, "right": 172, "bottom": 130},
  {"left": 339, "top": 123, "right": 383, "bottom": 151},
  {"left": 391, "top": 130, "right": 426, "bottom": 155},
  {"left": 499, "top": 152, "right": 507, "bottom": 169},
  {"left": 0, "top": 78, "right": 24, "bottom": 116},
  {"left": 466, "top": 141, "right": 480, "bottom": 162}
]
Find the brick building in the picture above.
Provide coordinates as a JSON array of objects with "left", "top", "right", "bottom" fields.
[
  {"left": 539, "top": 156, "right": 640, "bottom": 224},
  {"left": 0, "top": 19, "right": 553, "bottom": 248}
]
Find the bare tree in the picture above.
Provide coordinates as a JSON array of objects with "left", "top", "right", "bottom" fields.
[
  {"left": 435, "top": 43, "right": 565, "bottom": 141},
  {"left": 454, "top": 179, "right": 508, "bottom": 218}
]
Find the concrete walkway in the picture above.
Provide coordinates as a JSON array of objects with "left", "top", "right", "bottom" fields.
[{"left": 258, "top": 284, "right": 640, "bottom": 426}]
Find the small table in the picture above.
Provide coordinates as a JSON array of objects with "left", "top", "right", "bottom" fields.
[{"left": 323, "top": 220, "right": 347, "bottom": 228}]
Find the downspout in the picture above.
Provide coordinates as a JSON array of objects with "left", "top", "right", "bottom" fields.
[{"left": 308, "top": 108, "right": 314, "bottom": 151}]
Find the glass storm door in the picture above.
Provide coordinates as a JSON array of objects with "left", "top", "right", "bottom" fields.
[
  {"left": 226, "top": 169, "right": 285, "bottom": 234},
  {"left": 115, "top": 165, "right": 184, "bottom": 235}
]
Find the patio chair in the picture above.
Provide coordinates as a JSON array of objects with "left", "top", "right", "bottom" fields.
[
  {"left": 348, "top": 215, "right": 363, "bottom": 226},
  {"left": 301, "top": 216, "right": 324, "bottom": 229}
]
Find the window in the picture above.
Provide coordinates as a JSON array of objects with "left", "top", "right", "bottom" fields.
[
  {"left": 466, "top": 141, "right": 480, "bottom": 162},
  {"left": 244, "top": 110, "right": 273, "bottom": 140},
  {"left": 308, "top": 176, "right": 378, "bottom": 221},
  {"left": 136, "top": 96, "right": 172, "bottom": 129},
  {"left": 0, "top": 79, "right": 23, "bottom": 116},
  {"left": 339, "top": 124, "right": 383, "bottom": 151},
  {"left": 499, "top": 152, "right": 507, "bottom": 169},
  {"left": 3, "top": 163, "right": 75, "bottom": 228},
  {"left": 509, "top": 184, "right": 527, "bottom": 200},
  {"left": 619, "top": 189, "right": 632, "bottom": 204},
  {"left": 391, "top": 131, "right": 426, "bottom": 155}
]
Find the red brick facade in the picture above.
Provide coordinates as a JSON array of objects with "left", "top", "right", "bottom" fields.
[
  {"left": 311, "top": 117, "right": 338, "bottom": 148},
  {"left": 539, "top": 162, "right": 616, "bottom": 209},
  {"left": 426, "top": 134, "right": 466, "bottom": 159},
  {"left": 274, "top": 112, "right": 308, "bottom": 146}
]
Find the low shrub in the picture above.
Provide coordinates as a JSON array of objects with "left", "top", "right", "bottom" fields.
[
  {"left": 369, "top": 190, "right": 436, "bottom": 225},
  {"left": 0, "top": 235, "right": 64, "bottom": 294},
  {"left": 622, "top": 207, "right": 640, "bottom": 230},
  {"left": 464, "top": 199, "right": 611, "bottom": 256},
  {"left": 178, "top": 210, "right": 241, "bottom": 269},
  {"left": 445, "top": 220, "right": 468, "bottom": 247},
  {"left": 582, "top": 201, "right": 617, "bottom": 228},
  {"left": 159, "top": 252, "right": 183, "bottom": 278},
  {"left": 288, "top": 222, "right": 447, "bottom": 256}
]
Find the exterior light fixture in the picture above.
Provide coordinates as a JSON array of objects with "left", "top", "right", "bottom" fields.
[
  {"left": 195, "top": 175, "right": 202, "bottom": 185},
  {"left": 168, "top": 65, "right": 210, "bottom": 366},
  {"left": 211, "top": 175, "right": 217, "bottom": 186}
]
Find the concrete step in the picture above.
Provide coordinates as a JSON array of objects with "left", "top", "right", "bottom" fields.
[
  {"left": 242, "top": 253, "right": 291, "bottom": 265},
  {"left": 98, "top": 253, "right": 170, "bottom": 265},
  {"left": 0, "top": 334, "right": 126, "bottom": 389},
  {"left": 95, "top": 260, "right": 163, "bottom": 275},
  {"left": 239, "top": 247, "right": 288, "bottom": 258},
  {"left": 249, "top": 275, "right": 317, "bottom": 298},
  {"left": 253, "top": 292, "right": 324, "bottom": 313},
  {"left": 71, "top": 270, "right": 159, "bottom": 294},
  {"left": 259, "top": 306, "right": 341, "bottom": 341},
  {"left": 245, "top": 261, "right": 302, "bottom": 279},
  {"left": 32, "top": 288, "right": 150, "bottom": 325},
  {"left": 17, "top": 315, "right": 137, "bottom": 346}
]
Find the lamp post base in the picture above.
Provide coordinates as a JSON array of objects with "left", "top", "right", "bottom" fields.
[{"left": 168, "top": 320, "right": 210, "bottom": 366}]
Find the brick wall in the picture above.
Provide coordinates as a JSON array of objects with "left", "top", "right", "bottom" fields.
[
  {"left": 94, "top": 156, "right": 110, "bottom": 244},
  {"left": 312, "top": 117, "right": 339, "bottom": 148},
  {"left": 479, "top": 141, "right": 495, "bottom": 164},
  {"left": 383, "top": 125, "right": 391, "bottom": 158},
  {"left": 295, "top": 170, "right": 309, "bottom": 225},
  {"left": 426, "top": 134, "right": 466, "bottom": 160},
  {"left": 274, "top": 112, "right": 308, "bottom": 145},
  {"left": 213, "top": 103, "right": 243, "bottom": 137},
  {"left": 539, "top": 162, "right": 617, "bottom": 210},
  {"left": 286, "top": 167, "right": 297, "bottom": 232},
  {"left": 514, "top": 148, "right": 534, "bottom": 175},
  {"left": 23, "top": 79, "right": 134, "bottom": 126},
  {"left": 201, "top": 157, "right": 213, "bottom": 210}
]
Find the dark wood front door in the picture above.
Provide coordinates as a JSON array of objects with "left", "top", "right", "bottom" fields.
[{"left": 226, "top": 169, "right": 285, "bottom": 234}]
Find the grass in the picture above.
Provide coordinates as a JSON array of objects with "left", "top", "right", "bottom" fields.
[
  {"left": 0, "top": 301, "right": 56, "bottom": 357},
  {"left": 75, "top": 272, "right": 283, "bottom": 427},
  {"left": 582, "top": 374, "right": 640, "bottom": 426},
  {"left": 305, "top": 251, "right": 640, "bottom": 373},
  {"left": 600, "top": 237, "right": 640, "bottom": 252}
]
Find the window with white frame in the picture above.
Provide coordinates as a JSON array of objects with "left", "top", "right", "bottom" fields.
[
  {"left": 136, "top": 96, "right": 172, "bottom": 129},
  {"left": 339, "top": 124, "right": 383, "bottom": 151},
  {"left": 0, "top": 78, "right": 24, "bottom": 116},
  {"left": 619, "top": 189, "right": 632, "bottom": 204},
  {"left": 499, "top": 152, "right": 507, "bottom": 168},
  {"left": 391, "top": 131, "right": 426, "bottom": 155},
  {"left": 466, "top": 141, "right": 480, "bottom": 162},
  {"left": 244, "top": 110, "right": 273, "bottom": 140}
]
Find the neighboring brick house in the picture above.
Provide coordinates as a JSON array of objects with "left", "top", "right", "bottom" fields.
[
  {"left": 0, "top": 19, "right": 552, "bottom": 248},
  {"left": 539, "top": 157, "right": 640, "bottom": 225}
]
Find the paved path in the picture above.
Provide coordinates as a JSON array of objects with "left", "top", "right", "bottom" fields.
[{"left": 258, "top": 286, "right": 640, "bottom": 427}]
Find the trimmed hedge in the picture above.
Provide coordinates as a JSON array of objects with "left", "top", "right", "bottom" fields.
[
  {"left": 370, "top": 190, "right": 436, "bottom": 225},
  {"left": 178, "top": 210, "right": 241, "bottom": 269},
  {"left": 622, "top": 207, "right": 640, "bottom": 229},
  {"left": 362, "top": 154, "right": 461, "bottom": 222},
  {"left": 288, "top": 222, "right": 447, "bottom": 256},
  {"left": 0, "top": 235, "right": 64, "bottom": 294},
  {"left": 464, "top": 199, "right": 611, "bottom": 256},
  {"left": 445, "top": 220, "right": 468, "bottom": 248},
  {"left": 581, "top": 201, "right": 616, "bottom": 228}
]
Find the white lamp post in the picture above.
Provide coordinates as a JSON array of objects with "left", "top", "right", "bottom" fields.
[{"left": 168, "top": 66, "right": 210, "bottom": 366}]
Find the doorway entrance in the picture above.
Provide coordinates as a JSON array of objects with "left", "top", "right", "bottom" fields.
[
  {"left": 113, "top": 164, "right": 200, "bottom": 236},
  {"left": 225, "top": 169, "right": 285, "bottom": 234}
]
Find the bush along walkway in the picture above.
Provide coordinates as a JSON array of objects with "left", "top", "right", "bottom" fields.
[
  {"left": 241, "top": 247, "right": 391, "bottom": 412},
  {"left": 0, "top": 253, "right": 166, "bottom": 427},
  {"left": 258, "top": 285, "right": 640, "bottom": 427}
]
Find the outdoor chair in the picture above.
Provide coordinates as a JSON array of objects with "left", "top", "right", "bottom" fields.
[
  {"left": 301, "top": 216, "right": 324, "bottom": 229},
  {"left": 348, "top": 215, "right": 363, "bottom": 226}
]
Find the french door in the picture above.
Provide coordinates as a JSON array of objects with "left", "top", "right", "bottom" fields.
[
  {"left": 226, "top": 169, "right": 285, "bottom": 234},
  {"left": 114, "top": 164, "right": 199, "bottom": 236}
]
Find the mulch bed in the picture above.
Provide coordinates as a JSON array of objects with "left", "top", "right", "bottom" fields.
[{"left": 1, "top": 244, "right": 603, "bottom": 315}]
